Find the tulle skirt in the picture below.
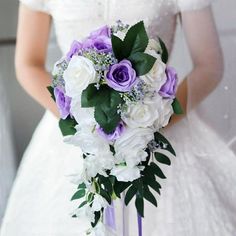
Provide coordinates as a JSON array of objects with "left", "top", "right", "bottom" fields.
[{"left": 1, "top": 110, "right": 236, "bottom": 236}]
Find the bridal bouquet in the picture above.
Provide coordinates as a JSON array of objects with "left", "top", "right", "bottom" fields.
[{"left": 48, "top": 20, "right": 182, "bottom": 235}]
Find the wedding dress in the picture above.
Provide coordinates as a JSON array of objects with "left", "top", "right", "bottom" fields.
[
  {"left": 0, "top": 75, "right": 16, "bottom": 224},
  {"left": 1, "top": 0, "right": 236, "bottom": 235}
]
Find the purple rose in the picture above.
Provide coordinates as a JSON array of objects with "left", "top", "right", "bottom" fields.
[
  {"left": 106, "top": 60, "right": 137, "bottom": 92},
  {"left": 97, "top": 122, "right": 125, "bottom": 142},
  {"left": 83, "top": 25, "right": 112, "bottom": 53},
  {"left": 159, "top": 66, "right": 178, "bottom": 99},
  {"left": 54, "top": 87, "right": 72, "bottom": 119},
  {"left": 66, "top": 40, "right": 83, "bottom": 60},
  {"left": 89, "top": 25, "right": 111, "bottom": 39},
  {"left": 83, "top": 36, "right": 112, "bottom": 53},
  {"left": 66, "top": 26, "right": 112, "bottom": 58}
]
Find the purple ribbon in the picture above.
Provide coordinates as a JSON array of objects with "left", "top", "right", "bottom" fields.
[
  {"left": 137, "top": 213, "right": 142, "bottom": 236},
  {"left": 105, "top": 200, "right": 143, "bottom": 236},
  {"left": 105, "top": 201, "right": 116, "bottom": 231}
]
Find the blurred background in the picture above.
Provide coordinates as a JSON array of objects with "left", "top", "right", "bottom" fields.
[{"left": 0, "top": 0, "right": 235, "bottom": 225}]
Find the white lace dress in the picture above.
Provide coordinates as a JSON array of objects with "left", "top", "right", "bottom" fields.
[
  {"left": 0, "top": 76, "right": 16, "bottom": 224},
  {"left": 1, "top": 0, "right": 236, "bottom": 235}
]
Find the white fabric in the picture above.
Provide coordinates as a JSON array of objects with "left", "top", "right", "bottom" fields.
[
  {"left": 0, "top": 76, "right": 16, "bottom": 225},
  {"left": 177, "top": 0, "right": 214, "bottom": 12},
  {"left": 2, "top": 0, "right": 236, "bottom": 236},
  {"left": 20, "top": 0, "right": 49, "bottom": 13}
]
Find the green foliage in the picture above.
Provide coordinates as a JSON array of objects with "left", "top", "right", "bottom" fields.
[
  {"left": 150, "top": 162, "right": 166, "bottom": 179},
  {"left": 172, "top": 98, "right": 184, "bottom": 115},
  {"left": 71, "top": 189, "right": 86, "bottom": 201},
  {"left": 158, "top": 37, "right": 169, "bottom": 63},
  {"left": 78, "top": 201, "right": 87, "bottom": 209},
  {"left": 123, "top": 21, "right": 149, "bottom": 58},
  {"left": 111, "top": 35, "right": 125, "bottom": 60},
  {"left": 98, "top": 175, "right": 113, "bottom": 195},
  {"left": 82, "top": 84, "right": 122, "bottom": 133},
  {"left": 59, "top": 117, "right": 77, "bottom": 136},
  {"left": 99, "top": 188, "right": 112, "bottom": 204},
  {"left": 47, "top": 86, "right": 56, "bottom": 101},
  {"left": 113, "top": 180, "right": 131, "bottom": 198},
  {"left": 91, "top": 211, "right": 101, "bottom": 228},
  {"left": 143, "top": 185, "right": 157, "bottom": 207},
  {"left": 128, "top": 52, "right": 156, "bottom": 76},
  {"left": 111, "top": 20, "right": 156, "bottom": 76},
  {"left": 154, "top": 152, "right": 171, "bottom": 166},
  {"left": 81, "top": 83, "right": 112, "bottom": 108},
  {"left": 125, "top": 185, "right": 138, "bottom": 205},
  {"left": 154, "top": 132, "right": 176, "bottom": 156},
  {"left": 77, "top": 182, "right": 86, "bottom": 189}
]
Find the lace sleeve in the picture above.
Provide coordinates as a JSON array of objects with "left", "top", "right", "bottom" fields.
[
  {"left": 177, "top": 0, "right": 214, "bottom": 12},
  {"left": 19, "top": 0, "right": 49, "bottom": 13}
]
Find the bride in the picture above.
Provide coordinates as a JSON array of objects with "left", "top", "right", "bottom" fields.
[{"left": 1, "top": 0, "right": 236, "bottom": 235}]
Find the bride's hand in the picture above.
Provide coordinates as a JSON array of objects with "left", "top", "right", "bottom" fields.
[{"left": 15, "top": 4, "right": 60, "bottom": 119}]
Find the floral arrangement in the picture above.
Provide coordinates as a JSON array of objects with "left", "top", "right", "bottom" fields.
[{"left": 48, "top": 20, "right": 182, "bottom": 235}]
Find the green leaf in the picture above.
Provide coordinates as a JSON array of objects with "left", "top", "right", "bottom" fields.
[
  {"left": 128, "top": 52, "right": 156, "bottom": 76},
  {"left": 111, "top": 34, "right": 125, "bottom": 61},
  {"left": 172, "top": 98, "right": 184, "bottom": 115},
  {"left": 78, "top": 201, "right": 87, "bottom": 209},
  {"left": 81, "top": 83, "right": 104, "bottom": 108},
  {"left": 159, "top": 37, "right": 168, "bottom": 63},
  {"left": 71, "top": 189, "right": 86, "bottom": 201},
  {"left": 150, "top": 162, "right": 166, "bottom": 179},
  {"left": 154, "top": 152, "right": 171, "bottom": 166},
  {"left": 123, "top": 21, "right": 149, "bottom": 57},
  {"left": 99, "top": 188, "right": 112, "bottom": 204},
  {"left": 154, "top": 132, "right": 176, "bottom": 156},
  {"left": 47, "top": 86, "right": 56, "bottom": 101},
  {"left": 143, "top": 186, "right": 157, "bottom": 207},
  {"left": 113, "top": 181, "right": 131, "bottom": 198},
  {"left": 125, "top": 185, "right": 138, "bottom": 205},
  {"left": 87, "top": 193, "right": 95, "bottom": 203},
  {"left": 91, "top": 211, "right": 101, "bottom": 228},
  {"left": 98, "top": 175, "right": 113, "bottom": 195},
  {"left": 109, "top": 145, "right": 116, "bottom": 155},
  {"left": 135, "top": 196, "right": 144, "bottom": 217},
  {"left": 147, "top": 178, "right": 161, "bottom": 195},
  {"left": 94, "top": 89, "right": 122, "bottom": 133},
  {"left": 78, "top": 182, "right": 86, "bottom": 189},
  {"left": 95, "top": 105, "right": 121, "bottom": 133},
  {"left": 59, "top": 117, "right": 77, "bottom": 136}
]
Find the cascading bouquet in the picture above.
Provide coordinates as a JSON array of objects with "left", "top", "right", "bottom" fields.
[{"left": 48, "top": 20, "right": 182, "bottom": 235}]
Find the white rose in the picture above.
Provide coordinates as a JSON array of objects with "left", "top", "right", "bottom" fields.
[
  {"left": 111, "top": 165, "right": 143, "bottom": 182},
  {"left": 114, "top": 127, "right": 153, "bottom": 167},
  {"left": 140, "top": 55, "right": 166, "bottom": 91},
  {"left": 125, "top": 149, "right": 148, "bottom": 167},
  {"left": 122, "top": 95, "right": 163, "bottom": 128},
  {"left": 64, "top": 56, "right": 97, "bottom": 98},
  {"left": 65, "top": 123, "right": 110, "bottom": 155},
  {"left": 153, "top": 99, "right": 174, "bottom": 130},
  {"left": 91, "top": 194, "right": 109, "bottom": 212},
  {"left": 83, "top": 152, "right": 115, "bottom": 178},
  {"left": 70, "top": 98, "right": 96, "bottom": 126}
]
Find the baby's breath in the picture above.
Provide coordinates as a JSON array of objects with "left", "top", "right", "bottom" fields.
[
  {"left": 111, "top": 20, "right": 129, "bottom": 34},
  {"left": 82, "top": 49, "right": 117, "bottom": 81}
]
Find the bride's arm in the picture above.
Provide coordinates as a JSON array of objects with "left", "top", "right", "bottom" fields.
[
  {"left": 170, "top": 6, "right": 223, "bottom": 125},
  {"left": 15, "top": 4, "right": 59, "bottom": 117}
]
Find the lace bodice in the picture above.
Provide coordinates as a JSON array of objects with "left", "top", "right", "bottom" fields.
[{"left": 20, "top": 0, "right": 212, "bottom": 55}]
